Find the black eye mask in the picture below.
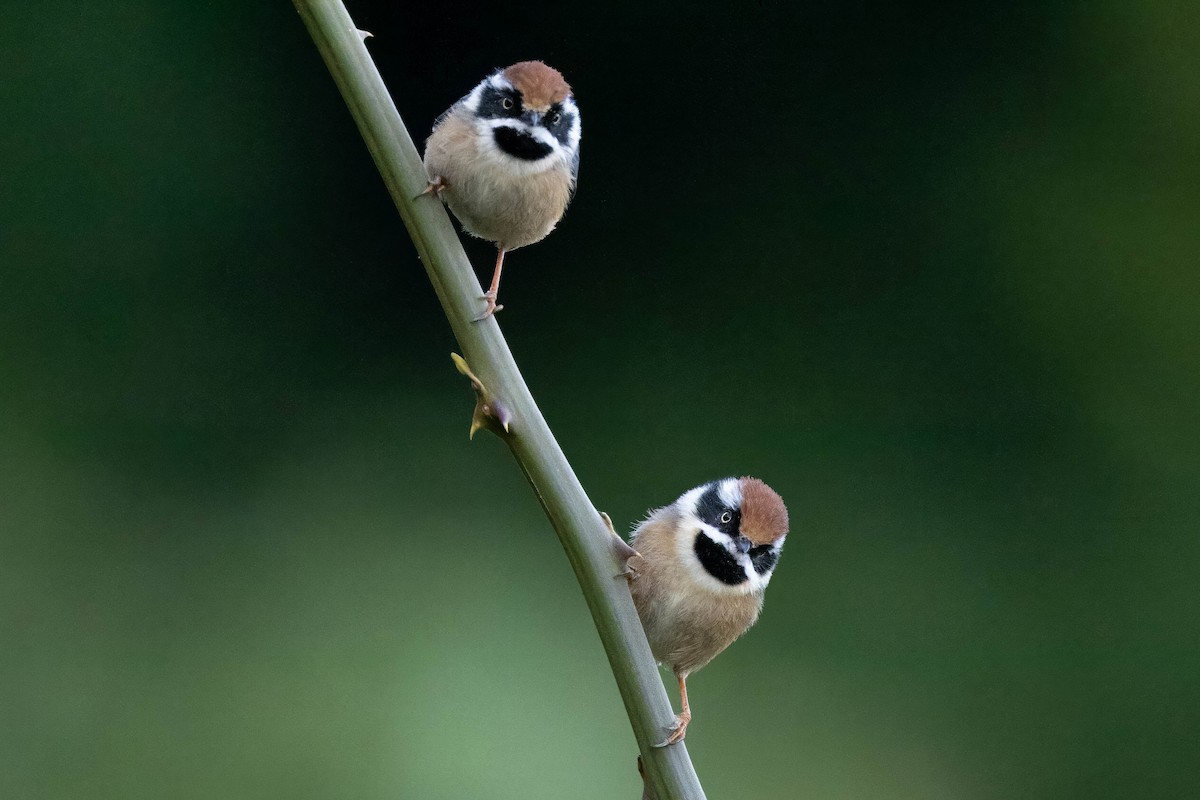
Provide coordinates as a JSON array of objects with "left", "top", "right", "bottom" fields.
[
  {"left": 475, "top": 86, "right": 523, "bottom": 120},
  {"left": 695, "top": 482, "right": 742, "bottom": 536}
]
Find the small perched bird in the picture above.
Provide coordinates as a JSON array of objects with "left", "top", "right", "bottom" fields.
[
  {"left": 422, "top": 61, "right": 581, "bottom": 320},
  {"left": 625, "top": 477, "right": 789, "bottom": 746}
]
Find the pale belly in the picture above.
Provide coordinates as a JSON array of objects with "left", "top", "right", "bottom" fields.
[
  {"left": 423, "top": 113, "right": 572, "bottom": 251},
  {"left": 635, "top": 584, "right": 763, "bottom": 676}
]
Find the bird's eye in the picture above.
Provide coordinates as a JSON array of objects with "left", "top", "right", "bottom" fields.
[
  {"left": 720, "top": 511, "right": 732, "bottom": 524},
  {"left": 501, "top": 97, "right": 514, "bottom": 110},
  {"left": 550, "top": 112, "right": 562, "bottom": 126}
]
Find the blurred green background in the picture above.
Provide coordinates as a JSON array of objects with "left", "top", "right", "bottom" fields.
[{"left": 2, "top": 1, "right": 1198, "bottom": 798}]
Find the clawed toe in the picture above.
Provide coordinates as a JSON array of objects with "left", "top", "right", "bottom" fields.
[
  {"left": 416, "top": 176, "right": 448, "bottom": 200},
  {"left": 616, "top": 562, "right": 641, "bottom": 581},
  {"left": 474, "top": 293, "right": 503, "bottom": 321},
  {"left": 653, "top": 712, "right": 691, "bottom": 748}
]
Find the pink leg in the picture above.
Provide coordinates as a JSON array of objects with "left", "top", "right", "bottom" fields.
[
  {"left": 475, "top": 248, "right": 506, "bottom": 321},
  {"left": 655, "top": 674, "right": 693, "bottom": 747}
]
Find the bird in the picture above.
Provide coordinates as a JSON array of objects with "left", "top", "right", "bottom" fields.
[
  {"left": 421, "top": 61, "right": 581, "bottom": 320},
  {"left": 623, "top": 477, "right": 789, "bottom": 747}
]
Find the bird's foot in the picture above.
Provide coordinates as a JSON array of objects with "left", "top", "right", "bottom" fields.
[
  {"left": 416, "top": 175, "right": 449, "bottom": 200},
  {"left": 653, "top": 710, "right": 692, "bottom": 748},
  {"left": 615, "top": 551, "right": 644, "bottom": 581},
  {"left": 473, "top": 290, "right": 504, "bottom": 322}
]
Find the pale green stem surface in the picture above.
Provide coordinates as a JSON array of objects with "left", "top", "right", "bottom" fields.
[{"left": 292, "top": 2, "right": 707, "bottom": 798}]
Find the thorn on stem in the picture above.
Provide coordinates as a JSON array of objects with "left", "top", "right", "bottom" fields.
[
  {"left": 638, "top": 755, "right": 659, "bottom": 800},
  {"left": 356, "top": 29, "right": 373, "bottom": 41},
  {"left": 451, "top": 353, "right": 513, "bottom": 439}
]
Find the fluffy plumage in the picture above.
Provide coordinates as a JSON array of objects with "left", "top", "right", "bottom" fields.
[
  {"left": 423, "top": 112, "right": 573, "bottom": 250},
  {"left": 626, "top": 477, "right": 789, "bottom": 746},
  {"left": 421, "top": 61, "right": 581, "bottom": 319}
]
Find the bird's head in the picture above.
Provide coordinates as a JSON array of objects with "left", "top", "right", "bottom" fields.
[
  {"left": 462, "top": 61, "right": 581, "bottom": 176},
  {"left": 674, "top": 477, "right": 789, "bottom": 594}
]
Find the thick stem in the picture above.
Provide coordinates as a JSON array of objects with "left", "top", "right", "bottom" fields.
[{"left": 292, "top": 2, "right": 707, "bottom": 798}]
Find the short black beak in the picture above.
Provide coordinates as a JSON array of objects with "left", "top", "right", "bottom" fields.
[
  {"left": 521, "top": 110, "right": 543, "bottom": 127},
  {"left": 733, "top": 535, "right": 752, "bottom": 555}
]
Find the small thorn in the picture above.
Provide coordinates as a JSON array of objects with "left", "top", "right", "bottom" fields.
[
  {"left": 492, "top": 400, "right": 513, "bottom": 432},
  {"left": 451, "top": 353, "right": 513, "bottom": 439},
  {"left": 356, "top": 29, "right": 373, "bottom": 41},
  {"left": 637, "top": 755, "right": 659, "bottom": 800}
]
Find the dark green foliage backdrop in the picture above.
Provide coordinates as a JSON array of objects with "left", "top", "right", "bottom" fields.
[{"left": 2, "top": 2, "right": 1197, "bottom": 798}]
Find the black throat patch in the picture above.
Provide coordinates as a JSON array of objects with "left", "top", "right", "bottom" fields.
[
  {"left": 750, "top": 545, "right": 778, "bottom": 575},
  {"left": 694, "top": 531, "right": 748, "bottom": 586},
  {"left": 493, "top": 126, "right": 553, "bottom": 161}
]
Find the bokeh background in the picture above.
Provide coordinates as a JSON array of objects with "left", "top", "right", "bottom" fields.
[{"left": 3, "top": 1, "right": 1198, "bottom": 798}]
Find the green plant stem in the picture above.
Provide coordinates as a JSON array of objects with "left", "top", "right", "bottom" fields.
[{"left": 292, "top": 2, "right": 707, "bottom": 798}]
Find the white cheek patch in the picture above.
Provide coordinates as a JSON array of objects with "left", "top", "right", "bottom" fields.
[{"left": 693, "top": 519, "right": 732, "bottom": 548}]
